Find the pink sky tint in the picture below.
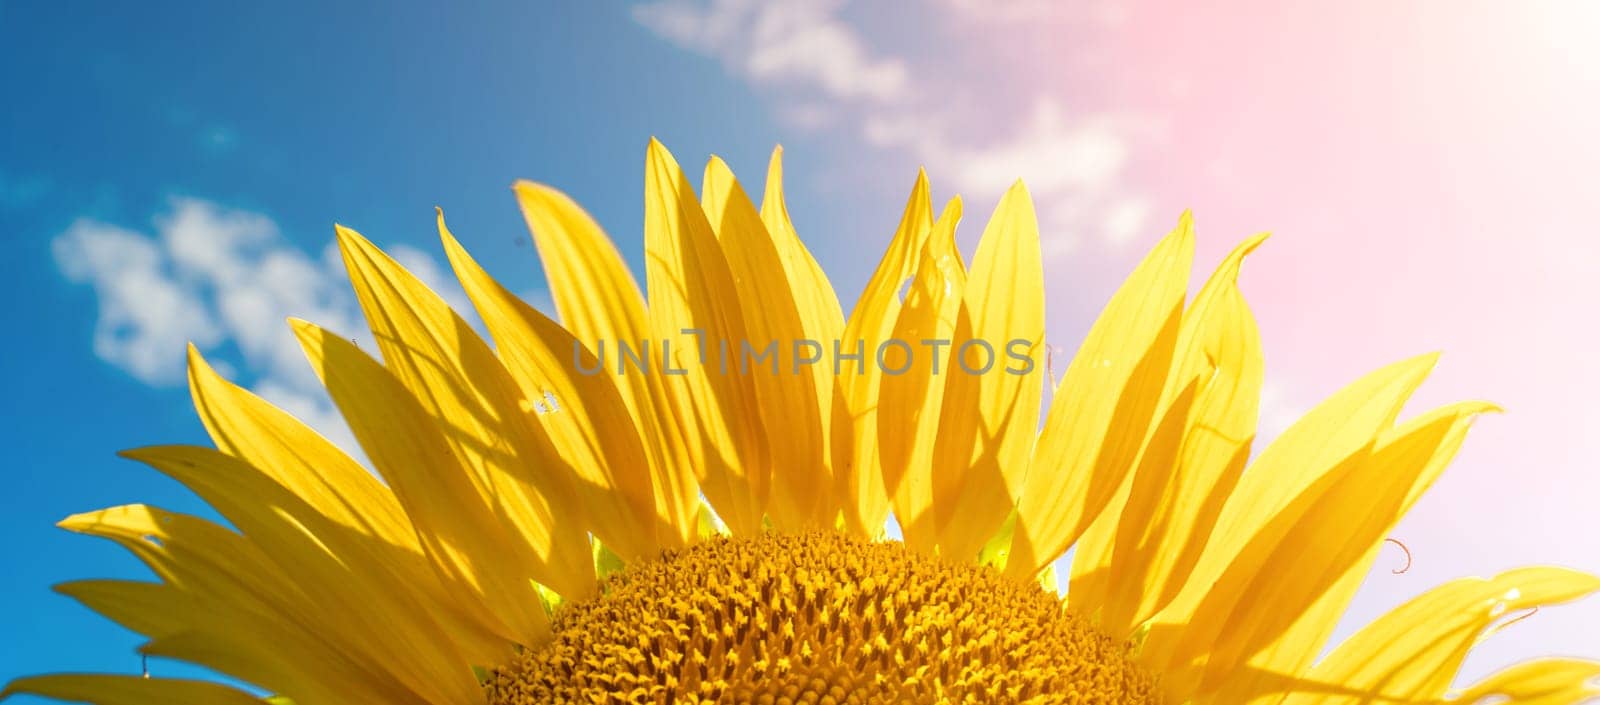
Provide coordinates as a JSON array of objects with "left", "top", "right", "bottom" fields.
[
  {"left": 1086, "top": 0, "right": 1600, "bottom": 673},
  {"left": 632, "top": 0, "right": 1599, "bottom": 680}
]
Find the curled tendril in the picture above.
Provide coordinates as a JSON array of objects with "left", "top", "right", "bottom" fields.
[
  {"left": 1383, "top": 537, "right": 1413, "bottom": 574},
  {"left": 1500, "top": 606, "right": 1540, "bottom": 631}
]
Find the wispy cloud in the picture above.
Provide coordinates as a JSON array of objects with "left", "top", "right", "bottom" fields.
[
  {"left": 633, "top": 0, "right": 909, "bottom": 103},
  {"left": 632, "top": 0, "right": 1151, "bottom": 253},
  {"left": 55, "top": 217, "right": 228, "bottom": 385},
  {"left": 932, "top": 0, "right": 1127, "bottom": 27},
  {"left": 862, "top": 100, "right": 1150, "bottom": 257},
  {"left": 52, "top": 198, "right": 474, "bottom": 459}
]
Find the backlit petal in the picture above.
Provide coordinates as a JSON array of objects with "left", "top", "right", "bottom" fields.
[
  {"left": 1070, "top": 235, "right": 1266, "bottom": 634},
  {"left": 1, "top": 674, "right": 265, "bottom": 705},
  {"left": 440, "top": 213, "right": 674, "bottom": 556},
  {"left": 514, "top": 179, "right": 698, "bottom": 537},
  {"left": 643, "top": 139, "right": 770, "bottom": 534},
  {"left": 877, "top": 198, "right": 966, "bottom": 553},
  {"left": 1007, "top": 214, "right": 1193, "bottom": 578},
  {"left": 1280, "top": 568, "right": 1600, "bottom": 705},
  {"left": 703, "top": 156, "right": 828, "bottom": 529},
  {"left": 760, "top": 147, "right": 850, "bottom": 525},
  {"left": 927, "top": 181, "right": 1046, "bottom": 560},
  {"left": 834, "top": 170, "right": 934, "bottom": 537},
  {"left": 291, "top": 320, "right": 560, "bottom": 641}
]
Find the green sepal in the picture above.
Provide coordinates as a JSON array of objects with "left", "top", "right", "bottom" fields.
[
  {"left": 592, "top": 537, "right": 627, "bottom": 581},
  {"left": 697, "top": 500, "right": 727, "bottom": 539},
  {"left": 976, "top": 508, "right": 1019, "bottom": 569}
]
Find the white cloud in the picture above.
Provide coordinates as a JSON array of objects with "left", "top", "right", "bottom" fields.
[
  {"left": 935, "top": 0, "right": 1057, "bottom": 22},
  {"left": 160, "top": 198, "right": 274, "bottom": 282},
  {"left": 54, "top": 219, "right": 224, "bottom": 385},
  {"left": 777, "top": 102, "right": 839, "bottom": 130},
  {"left": 631, "top": 0, "right": 743, "bottom": 51},
  {"left": 1101, "top": 196, "right": 1152, "bottom": 247},
  {"left": 934, "top": 0, "right": 1127, "bottom": 27},
  {"left": 632, "top": 0, "right": 1151, "bottom": 256},
  {"left": 52, "top": 198, "right": 478, "bottom": 461},
  {"left": 864, "top": 99, "right": 1132, "bottom": 199},
  {"left": 860, "top": 99, "right": 1143, "bottom": 254},
  {"left": 634, "top": 0, "right": 908, "bottom": 103},
  {"left": 743, "top": 3, "right": 908, "bottom": 103},
  {"left": 953, "top": 104, "right": 1128, "bottom": 199}
]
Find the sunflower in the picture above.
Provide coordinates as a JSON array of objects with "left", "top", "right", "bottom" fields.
[{"left": 6, "top": 139, "right": 1596, "bottom": 705}]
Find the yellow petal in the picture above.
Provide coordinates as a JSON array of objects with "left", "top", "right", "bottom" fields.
[
  {"left": 1146, "top": 351, "right": 1444, "bottom": 662},
  {"left": 56, "top": 506, "right": 433, "bottom": 705},
  {"left": 1070, "top": 235, "right": 1267, "bottom": 634},
  {"left": 513, "top": 179, "right": 698, "bottom": 535},
  {"left": 1068, "top": 378, "right": 1200, "bottom": 625},
  {"left": 877, "top": 197, "right": 966, "bottom": 553},
  {"left": 187, "top": 346, "right": 507, "bottom": 664},
  {"left": 58, "top": 505, "right": 277, "bottom": 599},
  {"left": 1280, "top": 568, "right": 1600, "bottom": 705},
  {"left": 834, "top": 169, "right": 934, "bottom": 537},
  {"left": 759, "top": 146, "right": 846, "bottom": 354},
  {"left": 1, "top": 674, "right": 264, "bottom": 705},
  {"left": 702, "top": 156, "right": 828, "bottom": 529},
  {"left": 514, "top": 179, "right": 650, "bottom": 358},
  {"left": 1208, "top": 352, "right": 1440, "bottom": 554},
  {"left": 439, "top": 213, "right": 677, "bottom": 555},
  {"left": 122, "top": 445, "right": 486, "bottom": 702},
  {"left": 54, "top": 579, "right": 185, "bottom": 641},
  {"left": 55, "top": 580, "right": 399, "bottom": 705},
  {"left": 1452, "top": 658, "right": 1600, "bottom": 705},
  {"left": 187, "top": 345, "right": 414, "bottom": 549},
  {"left": 334, "top": 225, "right": 598, "bottom": 597},
  {"left": 643, "top": 138, "right": 770, "bottom": 534},
  {"left": 1006, "top": 213, "right": 1194, "bottom": 578},
  {"left": 1164, "top": 401, "right": 1498, "bottom": 703},
  {"left": 291, "top": 319, "right": 557, "bottom": 642},
  {"left": 925, "top": 181, "right": 1046, "bottom": 560},
  {"left": 144, "top": 628, "right": 427, "bottom": 705},
  {"left": 760, "top": 147, "right": 850, "bottom": 522}
]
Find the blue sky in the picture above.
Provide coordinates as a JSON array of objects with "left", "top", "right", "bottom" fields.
[
  {"left": 6, "top": 0, "right": 1600, "bottom": 697},
  {"left": 0, "top": 1, "right": 844, "bottom": 691},
  {"left": 4, "top": 2, "right": 1044, "bottom": 691}
]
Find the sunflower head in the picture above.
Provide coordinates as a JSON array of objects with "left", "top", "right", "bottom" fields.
[
  {"left": 491, "top": 532, "right": 1157, "bottom": 704},
  {"left": 6, "top": 139, "right": 1597, "bottom": 705}
]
